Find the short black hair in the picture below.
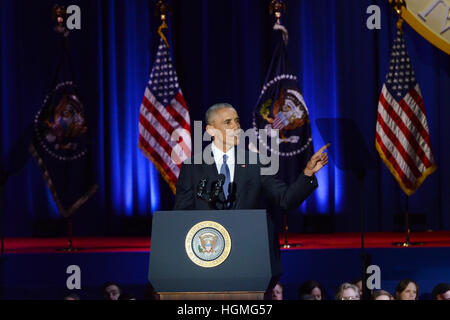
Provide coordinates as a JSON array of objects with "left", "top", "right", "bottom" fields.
[
  {"left": 205, "top": 103, "right": 235, "bottom": 125},
  {"left": 432, "top": 283, "right": 450, "bottom": 300}
]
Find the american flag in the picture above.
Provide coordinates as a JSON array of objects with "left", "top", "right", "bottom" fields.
[
  {"left": 139, "top": 38, "right": 192, "bottom": 194},
  {"left": 272, "top": 112, "right": 289, "bottom": 130},
  {"left": 376, "top": 30, "right": 436, "bottom": 196}
]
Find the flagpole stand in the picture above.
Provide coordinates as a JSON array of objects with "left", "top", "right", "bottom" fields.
[
  {"left": 392, "top": 196, "right": 424, "bottom": 247},
  {"left": 281, "top": 212, "right": 301, "bottom": 248},
  {"left": 56, "top": 216, "right": 80, "bottom": 252}
]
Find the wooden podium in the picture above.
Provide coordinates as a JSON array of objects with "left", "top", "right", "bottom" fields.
[{"left": 148, "top": 210, "right": 281, "bottom": 300}]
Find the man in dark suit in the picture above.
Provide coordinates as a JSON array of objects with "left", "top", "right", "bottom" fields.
[{"left": 174, "top": 103, "right": 329, "bottom": 210}]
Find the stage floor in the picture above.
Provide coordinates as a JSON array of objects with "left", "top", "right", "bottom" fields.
[{"left": 3, "top": 231, "right": 450, "bottom": 254}]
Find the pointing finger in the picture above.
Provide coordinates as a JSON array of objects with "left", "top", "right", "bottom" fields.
[{"left": 315, "top": 143, "right": 331, "bottom": 156}]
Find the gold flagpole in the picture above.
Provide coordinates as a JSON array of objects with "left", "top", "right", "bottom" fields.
[
  {"left": 388, "top": 0, "right": 424, "bottom": 247},
  {"left": 155, "top": 0, "right": 171, "bottom": 48},
  {"left": 269, "top": 1, "right": 300, "bottom": 249},
  {"left": 51, "top": 5, "right": 78, "bottom": 252},
  {"left": 388, "top": 0, "right": 406, "bottom": 33}
]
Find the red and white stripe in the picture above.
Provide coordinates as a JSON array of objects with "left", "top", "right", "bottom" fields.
[
  {"left": 139, "top": 87, "right": 191, "bottom": 194},
  {"left": 272, "top": 115, "right": 285, "bottom": 130},
  {"left": 376, "top": 83, "right": 435, "bottom": 195}
]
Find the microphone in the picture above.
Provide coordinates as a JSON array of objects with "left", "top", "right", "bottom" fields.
[
  {"left": 217, "top": 174, "right": 225, "bottom": 184},
  {"left": 196, "top": 177, "right": 208, "bottom": 199},
  {"left": 211, "top": 174, "right": 225, "bottom": 200}
]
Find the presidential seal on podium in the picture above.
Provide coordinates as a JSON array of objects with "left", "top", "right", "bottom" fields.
[{"left": 185, "top": 221, "right": 231, "bottom": 268}]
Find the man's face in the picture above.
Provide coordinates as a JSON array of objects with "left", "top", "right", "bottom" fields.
[
  {"left": 104, "top": 285, "right": 121, "bottom": 300},
  {"left": 206, "top": 108, "right": 241, "bottom": 149}
]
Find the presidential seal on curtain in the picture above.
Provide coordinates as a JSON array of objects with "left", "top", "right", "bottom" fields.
[{"left": 30, "top": 81, "right": 98, "bottom": 217}]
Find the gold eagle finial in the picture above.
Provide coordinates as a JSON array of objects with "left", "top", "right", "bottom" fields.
[
  {"left": 388, "top": 0, "right": 407, "bottom": 32},
  {"left": 269, "top": 0, "right": 287, "bottom": 25},
  {"left": 155, "top": 0, "right": 172, "bottom": 48}
]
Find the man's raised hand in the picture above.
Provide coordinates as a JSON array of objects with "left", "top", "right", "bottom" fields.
[{"left": 304, "top": 143, "right": 330, "bottom": 176}]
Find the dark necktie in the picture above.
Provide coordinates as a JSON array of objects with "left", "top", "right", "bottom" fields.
[{"left": 220, "top": 154, "right": 230, "bottom": 199}]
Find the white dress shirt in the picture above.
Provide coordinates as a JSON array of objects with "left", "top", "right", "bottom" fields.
[{"left": 211, "top": 142, "right": 235, "bottom": 182}]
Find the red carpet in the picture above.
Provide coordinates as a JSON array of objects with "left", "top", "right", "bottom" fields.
[{"left": 4, "top": 231, "right": 450, "bottom": 254}]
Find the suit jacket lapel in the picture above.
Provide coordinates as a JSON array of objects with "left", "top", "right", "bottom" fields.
[
  {"left": 231, "top": 149, "right": 246, "bottom": 209},
  {"left": 205, "top": 162, "right": 218, "bottom": 182},
  {"left": 203, "top": 146, "right": 218, "bottom": 185}
]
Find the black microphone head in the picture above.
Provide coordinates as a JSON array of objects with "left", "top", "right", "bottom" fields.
[
  {"left": 211, "top": 174, "right": 225, "bottom": 199},
  {"left": 196, "top": 177, "right": 208, "bottom": 198},
  {"left": 199, "top": 177, "right": 208, "bottom": 186},
  {"left": 216, "top": 174, "right": 225, "bottom": 187}
]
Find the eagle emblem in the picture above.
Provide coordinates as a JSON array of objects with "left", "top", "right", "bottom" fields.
[
  {"left": 259, "top": 88, "right": 309, "bottom": 143},
  {"left": 43, "top": 93, "right": 87, "bottom": 151},
  {"left": 34, "top": 82, "right": 89, "bottom": 161},
  {"left": 198, "top": 233, "right": 218, "bottom": 253}
]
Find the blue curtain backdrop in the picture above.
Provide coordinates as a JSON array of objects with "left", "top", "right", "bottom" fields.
[{"left": 1, "top": 0, "right": 449, "bottom": 236}]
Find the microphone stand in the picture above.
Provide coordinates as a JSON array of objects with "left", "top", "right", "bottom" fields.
[
  {"left": 210, "top": 176, "right": 225, "bottom": 209},
  {"left": 196, "top": 177, "right": 230, "bottom": 210}
]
